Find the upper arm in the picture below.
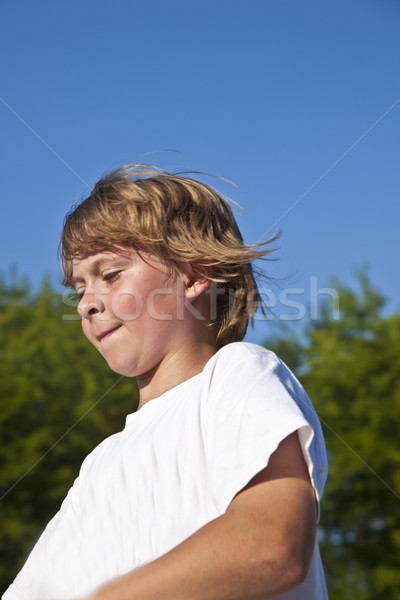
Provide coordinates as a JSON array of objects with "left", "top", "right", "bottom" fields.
[{"left": 226, "top": 431, "right": 318, "bottom": 584}]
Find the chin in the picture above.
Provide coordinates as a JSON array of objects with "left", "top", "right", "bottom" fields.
[
  {"left": 100, "top": 356, "right": 134, "bottom": 377},
  {"left": 108, "top": 364, "right": 137, "bottom": 377}
]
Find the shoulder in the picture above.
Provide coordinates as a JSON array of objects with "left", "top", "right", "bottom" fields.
[
  {"left": 201, "top": 342, "right": 307, "bottom": 426},
  {"left": 206, "top": 342, "right": 281, "bottom": 378},
  {"left": 214, "top": 341, "right": 278, "bottom": 362},
  {"left": 204, "top": 342, "right": 300, "bottom": 399},
  {"left": 201, "top": 342, "right": 328, "bottom": 510}
]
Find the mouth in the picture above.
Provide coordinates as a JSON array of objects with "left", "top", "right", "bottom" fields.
[{"left": 96, "top": 325, "right": 122, "bottom": 342}]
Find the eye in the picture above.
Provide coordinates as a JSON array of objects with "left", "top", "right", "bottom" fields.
[
  {"left": 103, "top": 271, "right": 121, "bottom": 283},
  {"left": 76, "top": 289, "right": 85, "bottom": 301}
]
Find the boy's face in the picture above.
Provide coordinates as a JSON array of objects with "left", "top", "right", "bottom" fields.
[{"left": 72, "top": 249, "right": 190, "bottom": 379}]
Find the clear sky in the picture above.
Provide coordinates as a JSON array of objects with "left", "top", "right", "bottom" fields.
[{"left": 1, "top": 0, "right": 399, "bottom": 343}]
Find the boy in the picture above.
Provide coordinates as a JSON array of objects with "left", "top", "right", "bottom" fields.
[{"left": 4, "top": 165, "right": 328, "bottom": 599}]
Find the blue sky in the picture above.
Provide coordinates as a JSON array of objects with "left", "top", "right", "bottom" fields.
[{"left": 1, "top": 0, "right": 399, "bottom": 343}]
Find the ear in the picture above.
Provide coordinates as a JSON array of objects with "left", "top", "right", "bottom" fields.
[
  {"left": 185, "top": 277, "right": 211, "bottom": 300},
  {"left": 179, "top": 264, "right": 211, "bottom": 300}
]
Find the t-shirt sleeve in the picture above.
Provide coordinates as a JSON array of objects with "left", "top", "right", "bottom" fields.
[{"left": 203, "top": 344, "right": 328, "bottom": 515}]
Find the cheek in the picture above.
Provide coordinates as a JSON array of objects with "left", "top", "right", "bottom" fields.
[
  {"left": 111, "top": 290, "right": 143, "bottom": 321},
  {"left": 81, "top": 319, "right": 95, "bottom": 343},
  {"left": 111, "top": 282, "right": 180, "bottom": 322},
  {"left": 145, "top": 288, "right": 177, "bottom": 321}
]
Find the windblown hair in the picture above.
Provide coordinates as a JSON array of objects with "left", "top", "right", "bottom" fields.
[{"left": 60, "top": 164, "right": 278, "bottom": 347}]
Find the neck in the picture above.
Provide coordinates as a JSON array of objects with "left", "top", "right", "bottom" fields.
[{"left": 136, "top": 340, "right": 218, "bottom": 409}]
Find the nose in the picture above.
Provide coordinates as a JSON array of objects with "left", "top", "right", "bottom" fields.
[{"left": 77, "top": 290, "right": 105, "bottom": 319}]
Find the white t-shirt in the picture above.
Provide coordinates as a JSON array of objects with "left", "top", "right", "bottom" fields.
[{"left": 4, "top": 342, "right": 328, "bottom": 600}]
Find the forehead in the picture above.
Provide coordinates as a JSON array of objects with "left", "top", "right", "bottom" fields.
[
  {"left": 72, "top": 249, "right": 135, "bottom": 268},
  {"left": 70, "top": 250, "right": 172, "bottom": 287},
  {"left": 71, "top": 251, "right": 135, "bottom": 285}
]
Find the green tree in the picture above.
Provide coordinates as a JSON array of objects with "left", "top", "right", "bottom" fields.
[
  {"left": 266, "top": 272, "right": 400, "bottom": 599},
  {"left": 0, "top": 274, "right": 138, "bottom": 593}
]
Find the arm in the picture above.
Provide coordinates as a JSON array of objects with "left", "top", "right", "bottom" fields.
[{"left": 85, "top": 431, "right": 317, "bottom": 600}]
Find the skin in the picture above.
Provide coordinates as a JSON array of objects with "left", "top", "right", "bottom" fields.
[
  {"left": 73, "top": 250, "right": 219, "bottom": 407},
  {"left": 72, "top": 249, "right": 318, "bottom": 599}
]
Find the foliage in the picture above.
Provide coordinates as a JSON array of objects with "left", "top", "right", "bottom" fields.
[
  {"left": 1, "top": 270, "right": 400, "bottom": 598},
  {"left": 0, "top": 274, "right": 138, "bottom": 593},
  {"left": 266, "top": 271, "right": 400, "bottom": 598}
]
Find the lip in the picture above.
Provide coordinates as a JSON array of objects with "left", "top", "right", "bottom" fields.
[{"left": 96, "top": 325, "right": 122, "bottom": 342}]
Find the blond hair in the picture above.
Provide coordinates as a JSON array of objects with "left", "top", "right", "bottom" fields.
[{"left": 60, "top": 164, "right": 278, "bottom": 346}]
